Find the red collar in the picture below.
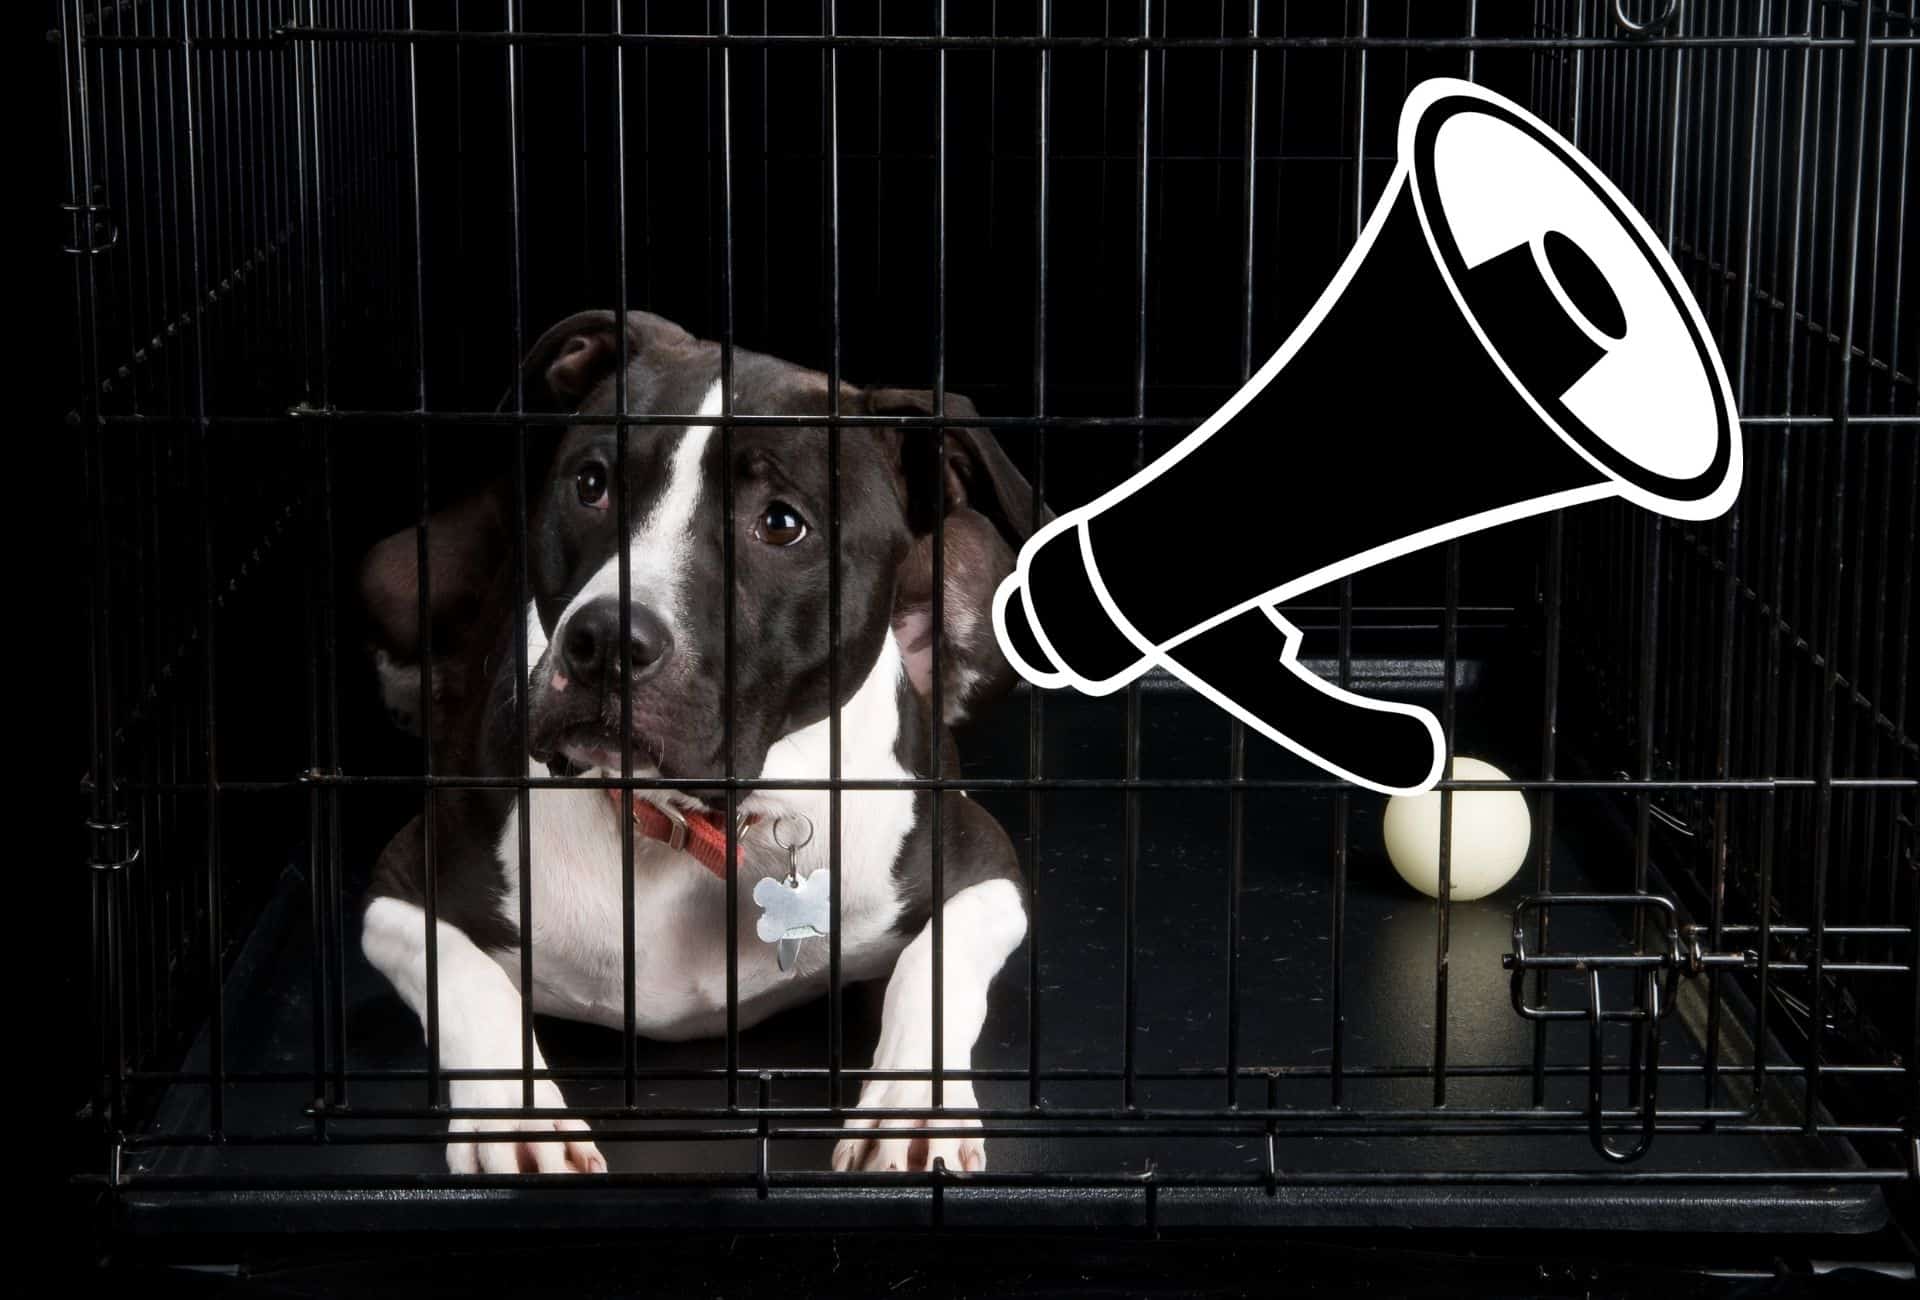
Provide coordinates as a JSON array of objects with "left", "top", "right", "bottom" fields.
[{"left": 604, "top": 790, "right": 759, "bottom": 879}]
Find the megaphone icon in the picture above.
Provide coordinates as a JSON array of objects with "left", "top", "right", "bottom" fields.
[{"left": 992, "top": 79, "right": 1740, "bottom": 796}]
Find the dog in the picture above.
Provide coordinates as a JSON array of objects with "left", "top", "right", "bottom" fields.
[{"left": 356, "top": 309, "right": 1042, "bottom": 1175}]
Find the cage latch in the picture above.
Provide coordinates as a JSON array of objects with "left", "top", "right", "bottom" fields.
[
  {"left": 61, "top": 195, "right": 118, "bottom": 255},
  {"left": 1503, "top": 893, "right": 1754, "bottom": 1163},
  {"left": 85, "top": 817, "right": 138, "bottom": 872},
  {"left": 1612, "top": 0, "right": 1682, "bottom": 36}
]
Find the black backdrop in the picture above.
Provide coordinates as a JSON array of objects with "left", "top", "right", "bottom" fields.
[{"left": 328, "top": 0, "right": 1545, "bottom": 636}]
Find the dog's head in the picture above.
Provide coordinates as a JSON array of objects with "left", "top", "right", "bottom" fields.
[{"left": 359, "top": 309, "right": 1045, "bottom": 788}]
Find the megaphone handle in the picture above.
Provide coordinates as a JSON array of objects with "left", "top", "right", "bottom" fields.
[{"left": 1158, "top": 606, "right": 1446, "bottom": 795}]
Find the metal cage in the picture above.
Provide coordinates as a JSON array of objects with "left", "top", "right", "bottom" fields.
[{"left": 66, "top": 0, "right": 1916, "bottom": 1246}]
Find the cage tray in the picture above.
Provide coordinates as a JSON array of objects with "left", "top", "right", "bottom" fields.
[{"left": 122, "top": 680, "right": 1885, "bottom": 1236}]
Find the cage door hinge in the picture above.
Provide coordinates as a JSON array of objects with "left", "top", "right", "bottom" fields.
[{"left": 1502, "top": 892, "right": 1755, "bottom": 1163}]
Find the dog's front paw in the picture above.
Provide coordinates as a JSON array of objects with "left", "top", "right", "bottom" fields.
[
  {"left": 447, "top": 1077, "right": 607, "bottom": 1175},
  {"left": 832, "top": 1078, "right": 985, "bottom": 1173}
]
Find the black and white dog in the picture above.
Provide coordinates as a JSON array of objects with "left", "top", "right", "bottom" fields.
[{"left": 357, "top": 309, "right": 1041, "bottom": 1176}]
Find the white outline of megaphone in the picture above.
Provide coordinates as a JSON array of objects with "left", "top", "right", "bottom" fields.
[{"left": 991, "top": 78, "right": 1741, "bottom": 797}]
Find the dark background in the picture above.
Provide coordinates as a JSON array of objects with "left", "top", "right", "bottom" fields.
[
  {"left": 331, "top": 0, "right": 1543, "bottom": 612},
  {"left": 58, "top": 0, "right": 1919, "bottom": 1287}
]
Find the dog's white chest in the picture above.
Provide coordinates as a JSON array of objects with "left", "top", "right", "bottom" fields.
[
  {"left": 491, "top": 789, "right": 905, "bottom": 1038},
  {"left": 492, "top": 623, "right": 921, "bottom": 1039}
]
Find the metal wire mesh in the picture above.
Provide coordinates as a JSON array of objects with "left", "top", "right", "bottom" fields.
[{"left": 67, "top": 0, "right": 1915, "bottom": 1234}]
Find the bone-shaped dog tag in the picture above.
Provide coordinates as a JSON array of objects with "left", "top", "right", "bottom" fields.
[
  {"left": 754, "top": 816, "right": 827, "bottom": 974},
  {"left": 754, "top": 871, "right": 833, "bottom": 962}
]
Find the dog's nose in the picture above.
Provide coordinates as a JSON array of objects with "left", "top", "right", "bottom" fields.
[{"left": 558, "top": 597, "right": 673, "bottom": 688}]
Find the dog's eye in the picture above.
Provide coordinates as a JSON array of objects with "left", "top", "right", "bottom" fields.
[
  {"left": 755, "top": 501, "right": 809, "bottom": 547},
  {"left": 575, "top": 461, "right": 609, "bottom": 509}
]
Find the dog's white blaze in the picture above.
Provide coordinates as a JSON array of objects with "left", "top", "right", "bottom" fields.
[
  {"left": 550, "top": 380, "right": 722, "bottom": 649},
  {"left": 491, "top": 631, "right": 918, "bottom": 1038}
]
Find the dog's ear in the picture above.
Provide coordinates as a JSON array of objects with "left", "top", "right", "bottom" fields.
[
  {"left": 514, "top": 308, "right": 698, "bottom": 411},
  {"left": 866, "top": 387, "right": 1042, "bottom": 544},
  {"left": 359, "top": 309, "right": 702, "bottom": 736},
  {"left": 867, "top": 387, "right": 1051, "bottom": 726},
  {"left": 357, "top": 486, "right": 510, "bottom": 737}
]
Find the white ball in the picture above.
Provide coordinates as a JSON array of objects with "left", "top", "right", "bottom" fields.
[{"left": 1382, "top": 756, "right": 1531, "bottom": 902}]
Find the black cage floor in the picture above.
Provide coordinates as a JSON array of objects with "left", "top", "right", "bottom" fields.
[{"left": 121, "top": 668, "right": 1886, "bottom": 1236}]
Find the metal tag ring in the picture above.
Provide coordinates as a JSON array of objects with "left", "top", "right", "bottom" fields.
[{"left": 771, "top": 813, "right": 815, "bottom": 854}]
